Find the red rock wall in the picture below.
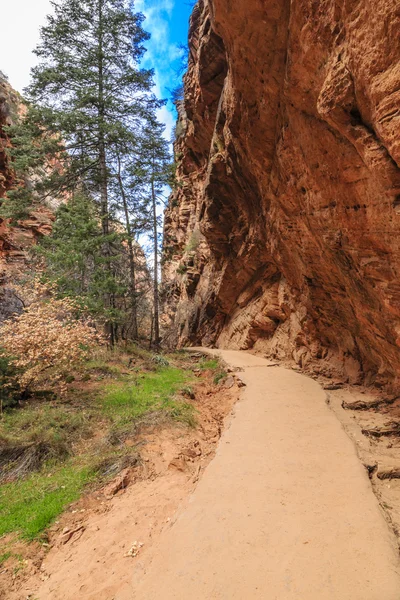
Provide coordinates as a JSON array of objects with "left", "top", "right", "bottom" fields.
[
  {"left": 0, "top": 79, "right": 17, "bottom": 259},
  {"left": 163, "top": 0, "right": 400, "bottom": 388},
  {"left": 0, "top": 79, "right": 55, "bottom": 321},
  {"left": 0, "top": 79, "right": 54, "bottom": 261}
]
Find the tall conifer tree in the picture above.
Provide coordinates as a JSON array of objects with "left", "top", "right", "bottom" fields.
[
  {"left": 3, "top": 0, "right": 161, "bottom": 342},
  {"left": 127, "top": 120, "right": 171, "bottom": 347}
]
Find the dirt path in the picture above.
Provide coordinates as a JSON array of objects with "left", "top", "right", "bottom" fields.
[
  {"left": 7, "top": 359, "right": 237, "bottom": 600},
  {"left": 124, "top": 350, "right": 400, "bottom": 600}
]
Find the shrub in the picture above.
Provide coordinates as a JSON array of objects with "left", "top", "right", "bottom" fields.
[
  {"left": 176, "top": 264, "right": 188, "bottom": 275},
  {"left": 152, "top": 355, "right": 170, "bottom": 367},
  {"left": 185, "top": 230, "right": 201, "bottom": 254},
  {"left": 0, "top": 350, "right": 21, "bottom": 412},
  {"left": 1, "top": 282, "right": 104, "bottom": 394}
]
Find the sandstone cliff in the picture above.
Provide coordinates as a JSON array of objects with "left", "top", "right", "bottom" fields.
[
  {"left": 163, "top": 0, "right": 400, "bottom": 388},
  {"left": 0, "top": 77, "right": 54, "bottom": 320}
]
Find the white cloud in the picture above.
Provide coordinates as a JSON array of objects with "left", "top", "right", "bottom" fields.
[
  {"left": 0, "top": 0, "right": 53, "bottom": 92},
  {"left": 136, "top": 0, "right": 181, "bottom": 88},
  {"left": 135, "top": 0, "right": 182, "bottom": 140},
  {"left": 158, "top": 104, "right": 176, "bottom": 141},
  {"left": 1, "top": 0, "right": 178, "bottom": 141}
]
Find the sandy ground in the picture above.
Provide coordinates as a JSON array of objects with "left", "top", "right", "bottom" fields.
[
  {"left": 6, "top": 350, "right": 400, "bottom": 599},
  {"left": 125, "top": 350, "right": 400, "bottom": 600},
  {"left": 4, "top": 365, "right": 238, "bottom": 600}
]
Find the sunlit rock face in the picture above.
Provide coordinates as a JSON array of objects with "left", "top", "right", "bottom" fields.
[{"left": 162, "top": 0, "right": 400, "bottom": 389}]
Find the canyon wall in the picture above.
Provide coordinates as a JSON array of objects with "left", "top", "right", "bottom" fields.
[
  {"left": 163, "top": 0, "right": 400, "bottom": 388},
  {"left": 0, "top": 77, "right": 54, "bottom": 321}
]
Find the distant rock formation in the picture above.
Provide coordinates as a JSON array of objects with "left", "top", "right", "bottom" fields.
[{"left": 0, "top": 77, "right": 55, "bottom": 321}]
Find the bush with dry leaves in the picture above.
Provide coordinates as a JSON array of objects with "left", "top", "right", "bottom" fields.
[{"left": 1, "top": 282, "right": 104, "bottom": 394}]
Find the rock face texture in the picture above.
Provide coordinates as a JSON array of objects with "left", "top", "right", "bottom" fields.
[
  {"left": 163, "top": 0, "right": 400, "bottom": 388},
  {"left": 0, "top": 78, "right": 54, "bottom": 321}
]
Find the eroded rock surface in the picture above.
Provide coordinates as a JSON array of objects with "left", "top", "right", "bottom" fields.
[{"left": 163, "top": 0, "right": 400, "bottom": 388}]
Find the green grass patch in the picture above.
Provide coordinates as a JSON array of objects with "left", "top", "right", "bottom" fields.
[
  {"left": 0, "top": 404, "right": 93, "bottom": 448},
  {"left": 123, "top": 343, "right": 153, "bottom": 361},
  {"left": 82, "top": 358, "right": 122, "bottom": 377},
  {"left": 0, "top": 462, "right": 96, "bottom": 541},
  {"left": 0, "top": 358, "right": 198, "bottom": 542},
  {"left": 0, "top": 551, "right": 12, "bottom": 565},
  {"left": 197, "top": 357, "right": 226, "bottom": 385},
  {"left": 101, "top": 367, "right": 195, "bottom": 429},
  {"left": 199, "top": 358, "right": 220, "bottom": 371},
  {"left": 214, "top": 371, "right": 228, "bottom": 385}
]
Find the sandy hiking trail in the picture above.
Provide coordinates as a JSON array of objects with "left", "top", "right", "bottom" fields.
[
  {"left": 7, "top": 355, "right": 237, "bottom": 600},
  {"left": 123, "top": 350, "right": 400, "bottom": 600},
  {"left": 11, "top": 350, "right": 400, "bottom": 600}
]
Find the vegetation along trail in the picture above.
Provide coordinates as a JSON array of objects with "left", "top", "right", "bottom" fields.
[{"left": 125, "top": 350, "right": 400, "bottom": 600}]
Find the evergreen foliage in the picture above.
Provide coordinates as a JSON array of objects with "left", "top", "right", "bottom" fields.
[
  {"left": 0, "top": 350, "right": 21, "bottom": 411},
  {"left": 1, "top": 0, "right": 173, "bottom": 344},
  {"left": 22, "top": 0, "right": 160, "bottom": 207},
  {"left": 37, "top": 193, "right": 123, "bottom": 319},
  {"left": 127, "top": 119, "right": 172, "bottom": 346}
]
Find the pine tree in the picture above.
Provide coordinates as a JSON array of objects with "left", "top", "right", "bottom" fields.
[
  {"left": 38, "top": 192, "right": 152, "bottom": 339},
  {"left": 4, "top": 0, "right": 161, "bottom": 343},
  {"left": 128, "top": 119, "right": 172, "bottom": 347},
  {"left": 37, "top": 193, "right": 109, "bottom": 315},
  {"left": 25, "top": 0, "right": 159, "bottom": 216},
  {"left": 115, "top": 152, "right": 139, "bottom": 338}
]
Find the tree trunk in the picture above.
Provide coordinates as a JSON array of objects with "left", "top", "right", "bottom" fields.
[
  {"left": 151, "top": 175, "right": 160, "bottom": 348},
  {"left": 117, "top": 155, "right": 139, "bottom": 339},
  {"left": 97, "top": 0, "right": 108, "bottom": 239},
  {"left": 97, "top": 0, "right": 114, "bottom": 345},
  {"left": 149, "top": 314, "right": 154, "bottom": 350}
]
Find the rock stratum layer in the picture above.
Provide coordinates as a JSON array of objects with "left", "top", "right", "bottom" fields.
[{"left": 163, "top": 0, "right": 400, "bottom": 388}]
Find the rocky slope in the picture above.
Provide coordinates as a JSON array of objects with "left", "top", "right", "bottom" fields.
[{"left": 163, "top": 0, "right": 400, "bottom": 389}]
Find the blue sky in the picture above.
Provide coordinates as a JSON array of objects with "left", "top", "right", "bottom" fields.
[
  {"left": 0, "top": 0, "right": 192, "bottom": 139},
  {"left": 134, "top": 0, "right": 193, "bottom": 251},
  {"left": 135, "top": 0, "right": 193, "bottom": 138}
]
